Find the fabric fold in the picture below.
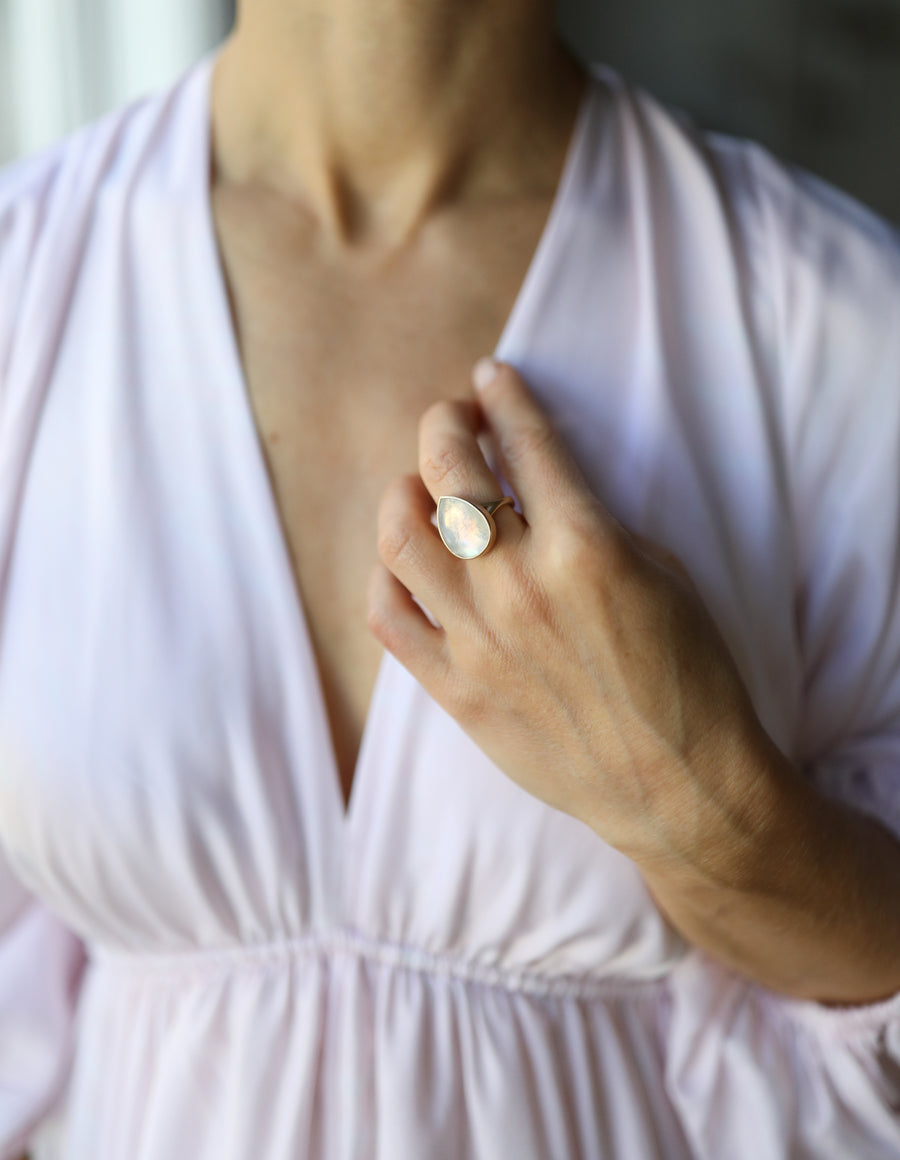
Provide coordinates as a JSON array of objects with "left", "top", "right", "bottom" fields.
[
  {"left": 0, "top": 852, "right": 86, "bottom": 1160},
  {"left": 665, "top": 951, "right": 900, "bottom": 1160}
]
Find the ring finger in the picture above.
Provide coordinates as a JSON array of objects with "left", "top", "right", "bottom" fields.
[{"left": 418, "top": 397, "right": 527, "bottom": 557}]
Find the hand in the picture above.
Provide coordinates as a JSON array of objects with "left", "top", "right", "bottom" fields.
[
  {"left": 367, "top": 359, "right": 781, "bottom": 878},
  {"left": 368, "top": 358, "right": 900, "bottom": 1002}
]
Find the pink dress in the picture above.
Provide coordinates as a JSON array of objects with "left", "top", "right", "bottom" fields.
[{"left": 1, "top": 46, "right": 899, "bottom": 1160}]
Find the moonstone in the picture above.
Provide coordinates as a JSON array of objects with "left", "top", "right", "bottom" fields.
[{"left": 437, "top": 496, "right": 493, "bottom": 559}]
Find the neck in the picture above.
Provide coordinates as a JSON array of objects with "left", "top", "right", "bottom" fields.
[{"left": 211, "top": 0, "right": 588, "bottom": 248}]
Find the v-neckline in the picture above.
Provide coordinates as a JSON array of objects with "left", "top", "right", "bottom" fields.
[{"left": 190, "top": 48, "right": 596, "bottom": 835}]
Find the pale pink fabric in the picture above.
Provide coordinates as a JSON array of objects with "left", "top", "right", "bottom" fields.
[{"left": 1, "top": 47, "right": 899, "bottom": 1160}]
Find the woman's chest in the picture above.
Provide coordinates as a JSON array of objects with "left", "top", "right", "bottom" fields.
[
  {"left": 0, "top": 172, "right": 803, "bottom": 952},
  {"left": 210, "top": 195, "right": 556, "bottom": 804},
  {"left": 231, "top": 325, "right": 490, "bottom": 810}
]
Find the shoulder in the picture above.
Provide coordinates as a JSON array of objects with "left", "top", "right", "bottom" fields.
[
  {"left": 588, "top": 74, "right": 900, "bottom": 804},
  {"left": 0, "top": 89, "right": 153, "bottom": 259},
  {"left": 0, "top": 52, "right": 213, "bottom": 381},
  {"left": 588, "top": 63, "right": 900, "bottom": 428},
  {"left": 588, "top": 60, "right": 900, "bottom": 296}
]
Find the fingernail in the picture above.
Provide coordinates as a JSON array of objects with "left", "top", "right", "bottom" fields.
[{"left": 472, "top": 356, "right": 499, "bottom": 392}]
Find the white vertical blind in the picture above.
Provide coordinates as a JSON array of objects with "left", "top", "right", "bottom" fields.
[{"left": 0, "top": 0, "right": 232, "bottom": 163}]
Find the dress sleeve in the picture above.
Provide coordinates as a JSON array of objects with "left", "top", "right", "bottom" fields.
[
  {"left": 664, "top": 139, "right": 900, "bottom": 1160},
  {"left": 762, "top": 143, "right": 900, "bottom": 1129},
  {"left": 0, "top": 151, "right": 88, "bottom": 1160},
  {"left": 763, "top": 157, "right": 900, "bottom": 843}
]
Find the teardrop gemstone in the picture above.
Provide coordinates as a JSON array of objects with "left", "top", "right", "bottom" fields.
[{"left": 437, "top": 497, "right": 493, "bottom": 559}]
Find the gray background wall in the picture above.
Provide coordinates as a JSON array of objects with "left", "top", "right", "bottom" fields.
[
  {"left": 1, "top": 0, "right": 899, "bottom": 223},
  {"left": 560, "top": 0, "right": 900, "bottom": 223}
]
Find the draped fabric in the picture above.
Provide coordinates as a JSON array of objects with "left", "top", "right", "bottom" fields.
[{"left": 1, "top": 49, "right": 899, "bottom": 1159}]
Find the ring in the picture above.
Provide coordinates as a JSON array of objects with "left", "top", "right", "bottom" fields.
[{"left": 436, "top": 495, "right": 516, "bottom": 559}]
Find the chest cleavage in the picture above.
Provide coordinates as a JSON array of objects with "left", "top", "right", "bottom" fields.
[{"left": 209, "top": 185, "right": 562, "bottom": 814}]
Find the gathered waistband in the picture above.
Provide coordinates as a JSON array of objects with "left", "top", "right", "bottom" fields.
[{"left": 88, "top": 925, "right": 675, "bottom": 1002}]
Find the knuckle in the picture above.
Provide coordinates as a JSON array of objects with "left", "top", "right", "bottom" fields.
[
  {"left": 365, "top": 598, "right": 390, "bottom": 640},
  {"left": 376, "top": 483, "right": 421, "bottom": 565},
  {"left": 544, "top": 513, "right": 635, "bottom": 591},
  {"left": 366, "top": 600, "right": 402, "bottom": 651},
  {"left": 442, "top": 670, "right": 485, "bottom": 723},
  {"left": 503, "top": 421, "right": 556, "bottom": 469},
  {"left": 544, "top": 519, "right": 599, "bottom": 578},
  {"left": 377, "top": 473, "right": 434, "bottom": 569},
  {"left": 419, "top": 437, "right": 470, "bottom": 489},
  {"left": 377, "top": 518, "right": 416, "bottom": 568}
]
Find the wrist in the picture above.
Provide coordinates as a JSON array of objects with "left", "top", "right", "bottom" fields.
[
  {"left": 635, "top": 716, "right": 811, "bottom": 892},
  {"left": 640, "top": 736, "right": 900, "bottom": 1002}
]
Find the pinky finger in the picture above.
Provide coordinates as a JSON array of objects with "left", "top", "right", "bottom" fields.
[{"left": 366, "top": 562, "right": 449, "bottom": 689}]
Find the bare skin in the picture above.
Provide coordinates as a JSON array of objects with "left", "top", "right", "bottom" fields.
[
  {"left": 210, "top": 2, "right": 588, "bottom": 810},
  {"left": 370, "top": 363, "right": 900, "bottom": 1004},
  {"left": 207, "top": 0, "right": 900, "bottom": 1007},
  {"left": 207, "top": 179, "right": 586, "bottom": 809}
]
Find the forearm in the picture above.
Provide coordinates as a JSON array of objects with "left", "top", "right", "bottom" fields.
[{"left": 634, "top": 736, "right": 900, "bottom": 1004}]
